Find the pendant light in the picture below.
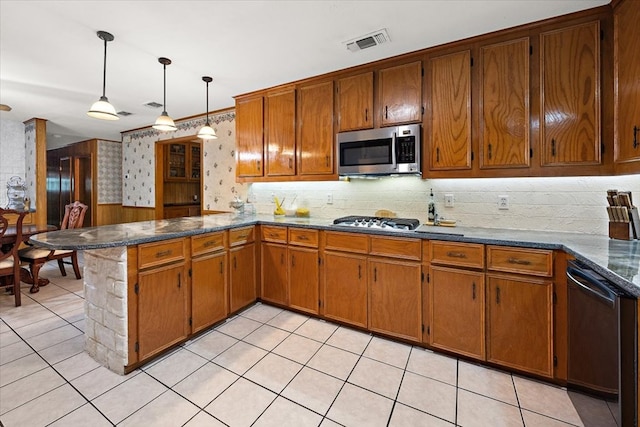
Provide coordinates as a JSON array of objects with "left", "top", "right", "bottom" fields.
[
  {"left": 87, "top": 31, "right": 119, "bottom": 120},
  {"left": 197, "top": 76, "right": 217, "bottom": 140},
  {"left": 153, "top": 57, "right": 177, "bottom": 132}
]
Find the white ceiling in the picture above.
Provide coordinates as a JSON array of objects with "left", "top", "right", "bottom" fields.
[{"left": 0, "top": 0, "right": 609, "bottom": 148}]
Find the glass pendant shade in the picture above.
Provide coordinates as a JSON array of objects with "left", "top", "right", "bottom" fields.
[
  {"left": 197, "top": 76, "right": 217, "bottom": 140},
  {"left": 153, "top": 111, "right": 177, "bottom": 131},
  {"left": 87, "top": 31, "right": 118, "bottom": 121},
  {"left": 153, "top": 57, "right": 176, "bottom": 132},
  {"left": 197, "top": 122, "right": 217, "bottom": 139},
  {"left": 88, "top": 96, "right": 119, "bottom": 120}
]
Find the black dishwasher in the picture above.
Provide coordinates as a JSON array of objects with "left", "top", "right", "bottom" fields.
[{"left": 567, "top": 260, "right": 637, "bottom": 426}]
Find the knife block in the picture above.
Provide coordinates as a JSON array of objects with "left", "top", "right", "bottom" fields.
[{"left": 609, "top": 221, "right": 633, "bottom": 240}]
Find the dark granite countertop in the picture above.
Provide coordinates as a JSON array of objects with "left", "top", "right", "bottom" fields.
[{"left": 30, "top": 214, "right": 640, "bottom": 297}]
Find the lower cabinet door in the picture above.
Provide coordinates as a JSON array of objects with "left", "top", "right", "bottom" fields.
[
  {"left": 261, "top": 243, "right": 288, "bottom": 305},
  {"left": 429, "top": 266, "right": 485, "bottom": 360},
  {"left": 192, "top": 251, "right": 227, "bottom": 333},
  {"left": 138, "top": 262, "right": 189, "bottom": 361},
  {"left": 486, "top": 274, "right": 554, "bottom": 378},
  {"left": 368, "top": 259, "right": 422, "bottom": 342},
  {"left": 229, "top": 243, "right": 256, "bottom": 313},
  {"left": 323, "top": 252, "right": 367, "bottom": 328},
  {"left": 289, "top": 247, "right": 319, "bottom": 314}
]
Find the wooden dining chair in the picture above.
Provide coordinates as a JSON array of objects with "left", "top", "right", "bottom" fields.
[
  {"left": 19, "top": 201, "right": 88, "bottom": 293},
  {"left": 0, "top": 208, "right": 26, "bottom": 306}
]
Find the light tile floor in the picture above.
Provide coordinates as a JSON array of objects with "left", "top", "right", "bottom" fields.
[{"left": 0, "top": 257, "right": 620, "bottom": 427}]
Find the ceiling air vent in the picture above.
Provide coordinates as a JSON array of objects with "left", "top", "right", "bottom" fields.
[
  {"left": 143, "top": 101, "right": 163, "bottom": 109},
  {"left": 344, "top": 29, "right": 390, "bottom": 52},
  {"left": 117, "top": 111, "right": 132, "bottom": 116}
]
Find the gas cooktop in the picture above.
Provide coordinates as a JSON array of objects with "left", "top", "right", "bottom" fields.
[{"left": 333, "top": 216, "right": 420, "bottom": 232}]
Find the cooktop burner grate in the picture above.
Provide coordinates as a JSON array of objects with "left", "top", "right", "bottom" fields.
[{"left": 333, "top": 216, "right": 420, "bottom": 231}]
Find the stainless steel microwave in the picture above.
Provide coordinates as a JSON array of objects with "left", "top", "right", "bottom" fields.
[{"left": 336, "top": 124, "right": 421, "bottom": 176}]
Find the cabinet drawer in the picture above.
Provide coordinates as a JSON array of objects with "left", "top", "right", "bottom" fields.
[
  {"left": 370, "top": 236, "right": 421, "bottom": 260},
  {"left": 323, "top": 231, "right": 369, "bottom": 253},
  {"left": 261, "top": 225, "right": 287, "bottom": 243},
  {"left": 289, "top": 228, "right": 319, "bottom": 248},
  {"left": 191, "top": 231, "right": 226, "bottom": 256},
  {"left": 487, "top": 246, "right": 553, "bottom": 277},
  {"left": 430, "top": 241, "right": 484, "bottom": 269},
  {"left": 138, "top": 238, "right": 186, "bottom": 270},
  {"left": 229, "top": 226, "right": 255, "bottom": 246}
]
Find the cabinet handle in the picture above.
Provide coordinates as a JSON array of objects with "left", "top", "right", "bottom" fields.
[
  {"left": 488, "top": 143, "right": 492, "bottom": 160},
  {"left": 237, "top": 234, "right": 249, "bottom": 240},
  {"left": 281, "top": 253, "right": 285, "bottom": 265},
  {"left": 269, "top": 233, "right": 279, "bottom": 238},
  {"left": 219, "top": 261, "right": 223, "bottom": 274},
  {"left": 496, "top": 286, "right": 501, "bottom": 304},
  {"left": 291, "top": 255, "right": 296, "bottom": 267},
  {"left": 374, "top": 267, "right": 377, "bottom": 282},
  {"left": 257, "top": 159, "right": 261, "bottom": 171},
  {"left": 507, "top": 257, "right": 532, "bottom": 265},
  {"left": 203, "top": 240, "right": 217, "bottom": 248},
  {"left": 634, "top": 126, "right": 638, "bottom": 149},
  {"left": 472, "top": 282, "right": 476, "bottom": 300},
  {"left": 385, "top": 106, "right": 388, "bottom": 119},
  {"left": 446, "top": 251, "right": 467, "bottom": 259},
  {"left": 289, "top": 158, "right": 293, "bottom": 169},
  {"left": 156, "top": 250, "right": 172, "bottom": 258},
  {"left": 436, "top": 147, "right": 440, "bottom": 163},
  {"left": 551, "top": 139, "right": 556, "bottom": 156},
  {"left": 233, "top": 256, "right": 237, "bottom": 269},
  {"left": 358, "top": 264, "right": 362, "bottom": 279},
  {"left": 326, "top": 155, "right": 329, "bottom": 167},
  {"left": 297, "top": 235, "right": 309, "bottom": 241},
  {"left": 365, "top": 108, "right": 368, "bottom": 122},
  {"left": 178, "top": 273, "right": 181, "bottom": 288}
]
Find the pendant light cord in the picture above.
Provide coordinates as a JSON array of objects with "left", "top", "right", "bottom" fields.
[
  {"left": 101, "top": 37, "right": 108, "bottom": 98},
  {"left": 163, "top": 62, "right": 167, "bottom": 113},
  {"left": 205, "top": 80, "right": 210, "bottom": 125}
]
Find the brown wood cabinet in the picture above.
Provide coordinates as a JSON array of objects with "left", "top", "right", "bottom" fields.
[
  {"left": 369, "top": 258, "right": 422, "bottom": 342},
  {"left": 261, "top": 242, "right": 288, "bottom": 305},
  {"left": 479, "top": 38, "right": 531, "bottom": 169},
  {"left": 426, "top": 50, "right": 472, "bottom": 171},
  {"left": 191, "top": 232, "right": 227, "bottom": 333},
  {"left": 236, "top": 96, "right": 264, "bottom": 178},
  {"left": 378, "top": 61, "right": 422, "bottom": 126},
  {"left": 298, "top": 81, "right": 335, "bottom": 175},
  {"left": 323, "top": 251, "right": 368, "bottom": 328},
  {"left": 229, "top": 227, "right": 257, "bottom": 312},
  {"left": 614, "top": 0, "right": 640, "bottom": 172},
  {"left": 337, "top": 72, "right": 374, "bottom": 132},
  {"left": 135, "top": 238, "right": 189, "bottom": 361},
  {"left": 486, "top": 273, "right": 554, "bottom": 378},
  {"left": 428, "top": 265, "right": 485, "bottom": 360},
  {"left": 266, "top": 89, "right": 296, "bottom": 176},
  {"left": 540, "top": 21, "right": 601, "bottom": 166},
  {"left": 289, "top": 246, "right": 319, "bottom": 314},
  {"left": 165, "top": 142, "right": 200, "bottom": 181}
]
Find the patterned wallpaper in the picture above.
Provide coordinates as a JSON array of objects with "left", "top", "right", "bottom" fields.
[
  {"left": 0, "top": 119, "right": 26, "bottom": 208},
  {"left": 24, "top": 120, "right": 37, "bottom": 206},
  {"left": 121, "top": 111, "right": 243, "bottom": 210},
  {"left": 97, "top": 140, "right": 122, "bottom": 204}
]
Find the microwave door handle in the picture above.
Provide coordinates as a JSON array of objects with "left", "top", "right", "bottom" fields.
[{"left": 391, "top": 132, "right": 398, "bottom": 170}]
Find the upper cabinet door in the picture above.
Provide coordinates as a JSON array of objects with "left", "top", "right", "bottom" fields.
[
  {"left": 236, "top": 96, "right": 264, "bottom": 177},
  {"left": 337, "top": 72, "right": 374, "bottom": 132},
  {"left": 298, "top": 81, "right": 334, "bottom": 175},
  {"left": 614, "top": 0, "right": 640, "bottom": 167},
  {"left": 266, "top": 89, "right": 296, "bottom": 176},
  {"left": 428, "top": 50, "right": 472, "bottom": 170},
  {"left": 541, "top": 21, "right": 600, "bottom": 166},
  {"left": 379, "top": 61, "right": 422, "bottom": 126},
  {"left": 479, "top": 38, "right": 531, "bottom": 169}
]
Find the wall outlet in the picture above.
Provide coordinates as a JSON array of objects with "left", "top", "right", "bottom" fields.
[
  {"left": 444, "top": 194, "right": 454, "bottom": 208},
  {"left": 498, "top": 195, "right": 509, "bottom": 210},
  {"left": 327, "top": 193, "right": 333, "bottom": 204}
]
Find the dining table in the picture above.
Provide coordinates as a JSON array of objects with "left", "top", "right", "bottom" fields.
[{"left": 1, "top": 221, "right": 57, "bottom": 292}]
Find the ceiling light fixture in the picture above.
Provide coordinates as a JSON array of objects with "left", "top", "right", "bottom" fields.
[
  {"left": 87, "top": 31, "right": 119, "bottom": 120},
  {"left": 197, "top": 76, "right": 217, "bottom": 140},
  {"left": 153, "top": 57, "right": 177, "bottom": 132},
  {"left": 0, "top": 104, "right": 12, "bottom": 112}
]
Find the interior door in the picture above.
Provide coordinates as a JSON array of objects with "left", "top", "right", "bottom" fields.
[
  {"left": 74, "top": 156, "right": 92, "bottom": 227},
  {"left": 58, "top": 157, "right": 72, "bottom": 227}
]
